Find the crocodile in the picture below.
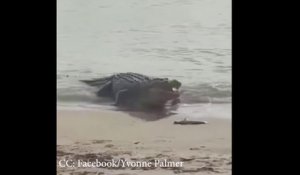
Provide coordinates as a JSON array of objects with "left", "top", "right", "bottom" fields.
[{"left": 81, "top": 72, "right": 181, "bottom": 109}]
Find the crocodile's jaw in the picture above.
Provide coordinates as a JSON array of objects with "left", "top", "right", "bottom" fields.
[{"left": 168, "top": 80, "right": 181, "bottom": 89}]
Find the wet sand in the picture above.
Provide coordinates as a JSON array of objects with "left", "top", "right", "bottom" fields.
[{"left": 57, "top": 108, "right": 231, "bottom": 175}]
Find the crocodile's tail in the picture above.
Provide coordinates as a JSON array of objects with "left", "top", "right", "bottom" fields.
[{"left": 80, "top": 76, "right": 113, "bottom": 87}]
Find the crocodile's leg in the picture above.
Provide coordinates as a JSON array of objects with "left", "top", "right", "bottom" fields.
[{"left": 114, "top": 89, "right": 129, "bottom": 106}]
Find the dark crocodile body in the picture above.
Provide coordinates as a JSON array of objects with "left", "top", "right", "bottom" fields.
[{"left": 81, "top": 72, "right": 180, "bottom": 108}]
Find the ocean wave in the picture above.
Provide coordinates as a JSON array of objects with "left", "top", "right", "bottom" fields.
[
  {"left": 180, "top": 83, "right": 231, "bottom": 103},
  {"left": 57, "top": 82, "right": 231, "bottom": 106}
]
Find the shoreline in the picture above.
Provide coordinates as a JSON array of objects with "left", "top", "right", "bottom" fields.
[{"left": 57, "top": 102, "right": 232, "bottom": 119}]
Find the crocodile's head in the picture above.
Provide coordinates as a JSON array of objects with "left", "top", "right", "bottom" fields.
[{"left": 139, "top": 79, "right": 182, "bottom": 108}]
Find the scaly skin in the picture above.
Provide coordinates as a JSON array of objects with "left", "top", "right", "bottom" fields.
[{"left": 81, "top": 72, "right": 181, "bottom": 109}]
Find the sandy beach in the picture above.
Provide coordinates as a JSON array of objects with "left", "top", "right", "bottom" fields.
[{"left": 57, "top": 108, "right": 231, "bottom": 175}]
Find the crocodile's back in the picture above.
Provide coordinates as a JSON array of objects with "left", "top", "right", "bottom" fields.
[
  {"left": 111, "top": 73, "right": 152, "bottom": 94},
  {"left": 114, "top": 73, "right": 151, "bottom": 83}
]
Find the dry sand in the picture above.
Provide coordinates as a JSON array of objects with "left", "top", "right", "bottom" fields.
[{"left": 57, "top": 108, "right": 231, "bottom": 175}]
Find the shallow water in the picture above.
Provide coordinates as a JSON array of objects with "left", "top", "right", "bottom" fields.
[{"left": 57, "top": 0, "right": 231, "bottom": 118}]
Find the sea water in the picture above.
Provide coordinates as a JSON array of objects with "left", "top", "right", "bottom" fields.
[{"left": 57, "top": 0, "right": 231, "bottom": 119}]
